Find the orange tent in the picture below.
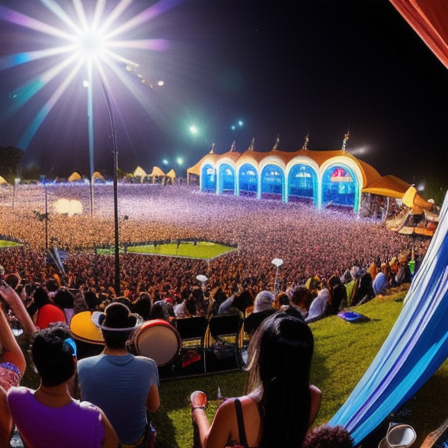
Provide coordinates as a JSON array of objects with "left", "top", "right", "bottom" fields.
[{"left": 390, "top": 0, "right": 448, "bottom": 69}]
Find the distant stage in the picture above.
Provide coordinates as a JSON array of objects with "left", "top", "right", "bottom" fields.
[{"left": 96, "top": 240, "right": 237, "bottom": 261}]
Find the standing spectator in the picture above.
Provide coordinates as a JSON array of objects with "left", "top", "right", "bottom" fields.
[{"left": 77, "top": 303, "right": 160, "bottom": 447}]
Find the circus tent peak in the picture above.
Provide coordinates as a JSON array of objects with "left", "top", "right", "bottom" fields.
[
  {"left": 133, "top": 166, "right": 147, "bottom": 178},
  {"left": 166, "top": 169, "right": 176, "bottom": 179},
  {"left": 68, "top": 172, "right": 82, "bottom": 182},
  {"left": 149, "top": 166, "right": 165, "bottom": 177},
  {"left": 93, "top": 171, "right": 105, "bottom": 181}
]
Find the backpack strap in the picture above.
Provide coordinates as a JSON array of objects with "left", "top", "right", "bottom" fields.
[{"left": 234, "top": 398, "right": 249, "bottom": 448}]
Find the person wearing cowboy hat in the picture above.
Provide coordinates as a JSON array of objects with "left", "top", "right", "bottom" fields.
[{"left": 77, "top": 302, "right": 160, "bottom": 448}]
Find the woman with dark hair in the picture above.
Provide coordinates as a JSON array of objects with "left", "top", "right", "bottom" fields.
[
  {"left": 326, "top": 276, "right": 347, "bottom": 315},
  {"left": 191, "top": 313, "right": 321, "bottom": 448},
  {"left": 33, "top": 287, "right": 66, "bottom": 329},
  {"left": 351, "top": 273, "right": 375, "bottom": 307},
  {"left": 131, "top": 292, "right": 152, "bottom": 321}
]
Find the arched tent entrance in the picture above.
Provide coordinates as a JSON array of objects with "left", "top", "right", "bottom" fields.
[
  {"left": 201, "top": 164, "right": 216, "bottom": 192},
  {"left": 287, "top": 164, "right": 317, "bottom": 204},
  {"left": 238, "top": 163, "right": 258, "bottom": 197},
  {"left": 261, "top": 164, "right": 284, "bottom": 200},
  {"left": 321, "top": 165, "right": 358, "bottom": 210},
  {"left": 218, "top": 163, "right": 235, "bottom": 195}
]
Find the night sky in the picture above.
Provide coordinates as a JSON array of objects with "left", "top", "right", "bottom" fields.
[{"left": 0, "top": 0, "right": 447, "bottom": 185}]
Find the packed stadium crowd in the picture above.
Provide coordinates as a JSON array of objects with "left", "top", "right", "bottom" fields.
[
  {"left": 0, "top": 183, "right": 427, "bottom": 299},
  {"left": 0, "top": 182, "right": 430, "bottom": 448}
]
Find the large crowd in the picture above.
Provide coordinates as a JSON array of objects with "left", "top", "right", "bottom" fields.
[
  {"left": 0, "top": 182, "right": 431, "bottom": 448},
  {"left": 0, "top": 183, "right": 427, "bottom": 303}
]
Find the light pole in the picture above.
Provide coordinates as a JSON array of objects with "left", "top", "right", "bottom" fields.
[
  {"left": 100, "top": 78, "right": 120, "bottom": 297},
  {"left": 84, "top": 68, "right": 95, "bottom": 216},
  {"left": 271, "top": 258, "right": 284, "bottom": 294}
]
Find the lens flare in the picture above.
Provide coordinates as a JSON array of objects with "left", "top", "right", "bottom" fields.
[{"left": 0, "top": 0, "right": 181, "bottom": 151}]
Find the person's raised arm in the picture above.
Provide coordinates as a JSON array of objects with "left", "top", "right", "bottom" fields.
[
  {"left": 0, "top": 284, "right": 36, "bottom": 336},
  {"left": 0, "top": 304, "right": 26, "bottom": 376}
]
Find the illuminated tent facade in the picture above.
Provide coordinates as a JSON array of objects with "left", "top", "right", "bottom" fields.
[{"left": 188, "top": 145, "right": 406, "bottom": 213}]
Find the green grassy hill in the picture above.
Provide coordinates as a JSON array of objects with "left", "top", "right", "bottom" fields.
[{"left": 152, "top": 291, "right": 448, "bottom": 448}]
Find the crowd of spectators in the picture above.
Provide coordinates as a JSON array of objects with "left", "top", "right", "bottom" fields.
[
  {"left": 0, "top": 184, "right": 426, "bottom": 307},
  {"left": 0, "top": 183, "right": 428, "bottom": 447}
]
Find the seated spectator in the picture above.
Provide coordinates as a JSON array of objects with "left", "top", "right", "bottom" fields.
[
  {"left": 373, "top": 263, "right": 391, "bottom": 296},
  {"left": 7, "top": 326, "right": 118, "bottom": 448},
  {"left": 273, "top": 292, "right": 292, "bottom": 311},
  {"left": 131, "top": 292, "right": 152, "bottom": 321},
  {"left": 77, "top": 303, "right": 160, "bottom": 447},
  {"left": 345, "top": 266, "right": 365, "bottom": 306},
  {"left": 306, "top": 287, "right": 330, "bottom": 323},
  {"left": 287, "top": 286, "right": 312, "bottom": 319},
  {"left": 244, "top": 290, "right": 275, "bottom": 336},
  {"left": 351, "top": 273, "right": 375, "bottom": 307},
  {"left": 191, "top": 313, "right": 321, "bottom": 448},
  {"left": 394, "top": 254, "right": 412, "bottom": 286},
  {"left": 149, "top": 299, "right": 175, "bottom": 322},
  {"left": 326, "top": 275, "right": 347, "bottom": 315}
]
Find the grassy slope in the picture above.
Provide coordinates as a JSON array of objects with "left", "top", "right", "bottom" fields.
[{"left": 153, "top": 291, "right": 448, "bottom": 448}]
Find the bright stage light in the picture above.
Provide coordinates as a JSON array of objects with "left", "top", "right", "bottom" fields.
[
  {"left": 190, "top": 125, "right": 198, "bottom": 134},
  {"left": 176, "top": 157, "right": 183, "bottom": 165},
  {"left": 0, "top": 0, "right": 174, "bottom": 150},
  {"left": 54, "top": 199, "right": 83, "bottom": 216}
]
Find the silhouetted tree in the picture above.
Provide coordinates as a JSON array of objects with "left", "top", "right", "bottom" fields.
[{"left": 0, "top": 146, "right": 23, "bottom": 183}]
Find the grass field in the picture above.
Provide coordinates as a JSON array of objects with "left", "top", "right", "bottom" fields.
[
  {"left": 97, "top": 241, "right": 237, "bottom": 260},
  {"left": 0, "top": 240, "right": 22, "bottom": 248},
  {"left": 151, "top": 290, "right": 448, "bottom": 448}
]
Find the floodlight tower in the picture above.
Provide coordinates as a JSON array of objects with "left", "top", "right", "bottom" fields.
[
  {"left": 76, "top": 31, "right": 121, "bottom": 295},
  {"left": 77, "top": 29, "right": 108, "bottom": 216}
]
